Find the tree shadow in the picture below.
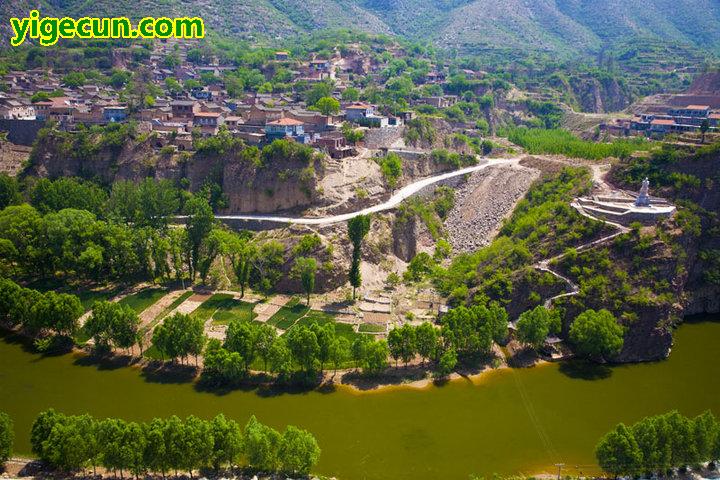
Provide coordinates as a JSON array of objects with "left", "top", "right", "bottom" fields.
[
  {"left": 558, "top": 359, "right": 613, "bottom": 381},
  {"left": 140, "top": 361, "right": 199, "bottom": 385},
  {"left": 193, "top": 371, "right": 325, "bottom": 398},
  {"left": 0, "top": 329, "right": 75, "bottom": 359},
  {"left": 72, "top": 350, "right": 142, "bottom": 371}
]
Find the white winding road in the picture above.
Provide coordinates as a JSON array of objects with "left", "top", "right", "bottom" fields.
[{"left": 209, "top": 157, "right": 521, "bottom": 226}]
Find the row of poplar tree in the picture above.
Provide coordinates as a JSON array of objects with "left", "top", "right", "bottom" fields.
[
  {"left": 596, "top": 410, "right": 720, "bottom": 477},
  {"left": 29, "top": 409, "right": 320, "bottom": 477}
]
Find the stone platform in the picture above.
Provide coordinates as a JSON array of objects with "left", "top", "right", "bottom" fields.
[{"left": 573, "top": 193, "right": 676, "bottom": 225}]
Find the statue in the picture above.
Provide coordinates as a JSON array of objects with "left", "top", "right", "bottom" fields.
[{"left": 635, "top": 177, "right": 651, "bottom": 207}]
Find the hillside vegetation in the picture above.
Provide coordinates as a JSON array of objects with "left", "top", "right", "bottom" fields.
[{"left": 4, "top": 0, "right": 720, "bottom": 58}]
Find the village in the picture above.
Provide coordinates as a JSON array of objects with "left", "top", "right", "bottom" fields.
[{"left": 0, "top": 39, "right": 476, "bottom": 158}]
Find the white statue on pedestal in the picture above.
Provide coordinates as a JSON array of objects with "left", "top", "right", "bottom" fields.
[{"left": 635, "top": 177, "right": 651, "bottom": 207}]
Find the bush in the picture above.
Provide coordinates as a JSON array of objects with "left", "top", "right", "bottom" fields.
[
  {"left": 569, "top": 309, "right": 624, "bottom": 361},
  {"left": 0, "top": 411, "right": 12, "bottom": 463},
  {"left": 376, "top": 153, "right": 403, "bottom": 188}
]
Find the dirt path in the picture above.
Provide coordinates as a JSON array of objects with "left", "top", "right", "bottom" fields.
[
  {"left": 533, "top": 202, "right": 630, "bottom": 308},
  {"left": 137, "top": 289, "right": 189, "bottom": 331},
  {"left": 253, "top": 295, "right": 292, "bottom": 323}
]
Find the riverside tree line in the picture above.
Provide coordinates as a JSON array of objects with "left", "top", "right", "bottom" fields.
[
  {"left": 7, "top": 409, "right": 320, "bottom": 477},
  {"left": 0, "top": 272, "right": 626, "bottom": 385},
  {"left": 596, "top": 410, "right": 720, "bottom": 477}
]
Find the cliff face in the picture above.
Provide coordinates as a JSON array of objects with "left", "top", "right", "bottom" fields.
[
  {"left": 570, "top": 76, "right": 634, "bottom": 113},
  {"left": 599, "top": 147, "right": 720, "bottom": 361},
  {"left": 27, "top": 130, "right": 323, "bottom": 214}
]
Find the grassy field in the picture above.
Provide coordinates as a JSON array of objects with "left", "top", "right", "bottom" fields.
[
  {"left": 359, "top": 323, "right": 386, "bottom": 333},
  {"left": 192, "top": 294, "right": 235, "bottom": 322},
  {"left": 192, "top": 293, "right": 257, "bottom": 325},
  {"left": 295, "top": 312, "right": 359, "bottom": 342},
  {"left": 266, "top": 298, "right": 365, "bottom": 343},
  {"left": 212, "top": 300, "right": 256, "bottom": 325},
  {"left": 266, "top": 298, "right": 309, "bottom": 329},
  {"left": 142, "top": 344, "right": 164, "bottom": 360},
  {"left": 76, "top": 288, "right": 123, "bottom": 311},
  {"left": 118, "top": 288, "right": 168, "bottom": 313}
]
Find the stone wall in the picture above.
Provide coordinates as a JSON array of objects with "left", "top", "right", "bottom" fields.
[
  {"left": 363, "top": 126, "right": 403, "bottom": 149},
  {"left": 0, "top": 119, "right": 46, "bottom": 146}
]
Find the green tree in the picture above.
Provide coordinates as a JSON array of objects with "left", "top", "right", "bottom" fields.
[
  {"left": 388, "top": 324, "right": 416, "bottom": 367},
  {"left": 243, "top": 416, "right": 281, "bottom": 472},
  {"left": 0, "top": 411, "right": 13, "bottom": 464},
  {"left": 44, "top": 414, "right": 95, "bottom": 472},
  {"left": 30, "top": 177, "right": 107, "bottom": 215},
  {"left": 152, "top": 312, "right": 206, "bottom": 364},
  {"left": 62, "top": 72, "right": 86, "bottom": 88},
  {"left": 224, "top": 320, "right": 257, "bottom": 372},
  {"left": 596, "top": 423, "right": 643, "bottom": 477},
  {"left": 362, "top": 339, "right": 389, "bottom": 376},
  {"left": 351, "top": 335, "right": 370, "bottom": 371},
  {"left": 692, "top": 410, "right": 717, "bottom": 465},
  {"left": 415, "top": 322, "right": 438, "bottom": 365},
  {"left": 286, "top": 324, "right": 320, "bottom": 374},
  {"left": 315, "top": 97, "right": 340, "bottom": 116},
  {"left": 279, "top": 426, "right": 321, "bottom": 475},
  {"left": 631, "top": 417, "right": 664, "bottom": 473},
  {"left": 226, "top": 235, "right": 256, "bottom": 298},
  {"left": 377, "top": 153, "right": 403, "bottom": 188},
  {"left": 347, "top": 215, "right": 371, "bottom": 299},
  {"left": 33, "top": 291, "right": 83, "bottom": 338},
  {"left": 0, "top": 174, "right": 21, "bottom": 210},
  {"left": 516, "top": 305, "right": 560, "bottom": 351},
  {"left": 293, "top": 257, "right": 318, "bottom": 306},
  {"left": 184, "top": 195, "right": 214, "bottom": 280},
  {"left": 310, "top": 321, "right": 335, "bottom": 371},
  {"left": 98, "top": 417, "right": 131, "bottom": 477},
  {"left": 142, "top": 418, "right": 168, "bottom": 476},
  {"left": 0, "top": 278, "right": 20, "bottom": 323},
  {"left": 210, "top": 414, "right": 243, "bottom": 471},
  {"left": 86, "top": 301, "right": 140, "bottom": 353},
  {"left": 437, "top": 347, "right": 457, "bottom": 377},
  {"left": 183, "top": 415, "right": 214, "bottom": 476},
  {"left": 341, "top": 88, "right": 359, "bottom": 101},
  {"left": 255, "top": 324, "right": 277, "bottom": 372},
  {"left": 569, "top": 309, "right": 624, "bottom": 361},
  {"left": 268, "top": 337, "right": 293, "bottom": 380},
  {"left": 31, "top": 409, "right": 63, "bottom": 462},
  {"left": 305, "top": 82, "right": 333, "bottom": 106},
  {"left": 327, "top": 336, "right": 349, "bottom": 373},
  {"left": 664, "top": 410, "right": 699, "bottom": 466}
]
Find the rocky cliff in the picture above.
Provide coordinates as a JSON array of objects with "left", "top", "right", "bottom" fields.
[{"left": 26, "top": 128, "right": 324, "bottom": 214}]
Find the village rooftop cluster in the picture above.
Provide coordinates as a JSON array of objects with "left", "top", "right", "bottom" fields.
[{"left": 0, "top": 39, "right": 472, "bottom": 157}]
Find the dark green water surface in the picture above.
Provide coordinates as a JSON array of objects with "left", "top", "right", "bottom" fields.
[{"left": 1, "top": 317, "right": 718, "bottom": 480}]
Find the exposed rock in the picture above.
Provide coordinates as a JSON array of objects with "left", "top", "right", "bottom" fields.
[
  {"left": 392, "top": 214, "right": 417, "bottom": 262},
  {"left": 28, "top": 130, "right": 323, "bottom": 214},
  {"left": 444, "top": 165, "right": 540, "bottom": 253}
]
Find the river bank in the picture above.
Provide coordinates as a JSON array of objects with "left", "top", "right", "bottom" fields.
[
  {"left": 1, "top": 322, "right": 543, "bottom": 395},
  {"left": 1, "top": 318, "right": 717, "bottom": 480}
]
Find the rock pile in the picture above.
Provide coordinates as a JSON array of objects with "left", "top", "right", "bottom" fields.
[{"left": 444, "top": 165, "right": 539, "bottom": 253}]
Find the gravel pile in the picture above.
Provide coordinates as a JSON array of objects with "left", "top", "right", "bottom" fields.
[{"left": 445, "top": 166, "right": 539, "bottom": 253}]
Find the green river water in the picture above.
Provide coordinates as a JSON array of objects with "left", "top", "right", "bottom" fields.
[{"left": 1, "top": 317, "right": 718, "bottom": 480}]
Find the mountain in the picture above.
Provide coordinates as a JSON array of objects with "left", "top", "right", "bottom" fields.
[{"left": 3, "top": 0, "right": 720, "bottom": 58}]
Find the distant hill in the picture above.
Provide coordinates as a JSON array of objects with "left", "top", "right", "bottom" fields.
[{"left": 3, "top": 0, "right": 720, "bottom": 58}]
